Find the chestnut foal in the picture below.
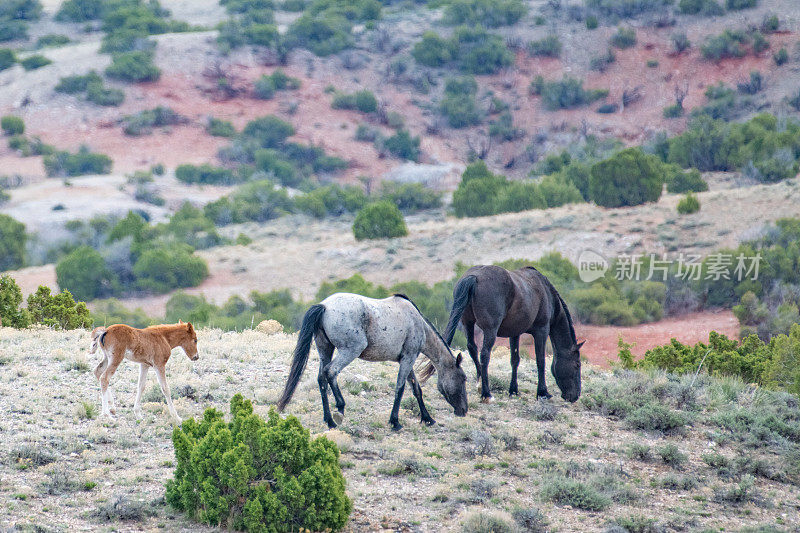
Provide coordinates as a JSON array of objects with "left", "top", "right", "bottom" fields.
[{"left": 93, "top": 321, "right": 199, "bottom": 423}]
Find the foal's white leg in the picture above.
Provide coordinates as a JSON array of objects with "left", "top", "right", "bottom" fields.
[
  {"left": 133, "top": 363, "right": 148, "bottom": 419},
  {"left": 154, "top": 365, "right": 181, "bottom": 423}
]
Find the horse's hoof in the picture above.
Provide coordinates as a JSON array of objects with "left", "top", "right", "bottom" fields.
[
  {"left": 134, "top": 410, "right": 143, "bottom": 420},
  {"left": 422, "top": 418, "right": 436, "bottom": 426},
  {"left": 109, "top": 408, "right": 116, "bottom": 415},
  {"left": 509, "top": 390, "right": 519, "bottom": 397},
  {"left": 332, "top": 412, "right": 344, "bottom": 425},
  {"left": 537, "top": 392, "right": 553, "bottom": 400},
  {"left": 480, "top": 396, "right": 495, "bottom": 404},
  {"left": 391, "top": 423, "right": 403, "bottom": 431}
]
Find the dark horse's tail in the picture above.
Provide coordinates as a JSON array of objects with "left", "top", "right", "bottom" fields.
[
  {"left": 277, "top": 304, "right": 325, "bottom": 411},
  {"left": 444, "top": 275, "right": 477, "bottom": 345}
]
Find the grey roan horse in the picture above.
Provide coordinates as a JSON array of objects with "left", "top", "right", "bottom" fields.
[
  {"left": 443, "top": 265, "right": 583, "bottom": 403},
  {"left": 278, "top": 293, "right": 468, "bottom": 431}
]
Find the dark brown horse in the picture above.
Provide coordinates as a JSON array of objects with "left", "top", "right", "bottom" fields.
[{"left": 443, "top": 265, "right": 583, "bottom": 403}]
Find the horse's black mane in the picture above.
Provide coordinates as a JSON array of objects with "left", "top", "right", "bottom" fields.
[
  {"left": 521, "top": 266, "right": 577, "bottom": 344},
  {"left": 393, "top": 293, "right": 453, "bottom": 354}
]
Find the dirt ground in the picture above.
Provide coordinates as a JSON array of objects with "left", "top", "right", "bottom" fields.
[{"left": 1, "top": 326, "right": 797, "bottom": 532}]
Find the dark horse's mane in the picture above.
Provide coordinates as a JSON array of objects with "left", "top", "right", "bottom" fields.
[
  {"left": 393, "top": 293, "right": 453, "bottom": 354},
  {"left": 523, "top": 267, "right": 577, "bottom": 343}
]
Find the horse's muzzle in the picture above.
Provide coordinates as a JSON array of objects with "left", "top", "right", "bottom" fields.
[{"left": 191, "top": 354, "right": 200, "bottom": 361}]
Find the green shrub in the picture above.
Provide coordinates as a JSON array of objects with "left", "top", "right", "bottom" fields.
[
  {"left": 91, "top": 298, "right": 153, "bottom": 328},
  {"left": 285, "top": 12, "right": 354, "bottom": 56},
  {"left": 412, "top": 26, "right": 512, "bottom": 75},
  {"left": 206, "top": 117, "right": 236, "bottom": 137},
  {"left": 382, "top": 129, "right": 420, "bottom": 161},
  {"left": 671, "top": 32, "right": 690, "bottom": 53},
  {"left": 539, "top": 77, "right": 607, "bottom": 110},
  {"left": 55, "top": 71, "right": 102, "bottom": 94},
  {"left": 442, "top": 0, "right": 526, "bottom": 27},
  {"left": 204, "top": 180, "right": 293, "bottom": 225},
  {"left": 105, "top": 51, "right": 161, "bottom": 82},
  {"left": 0, "top": 20, "right": 28, "bottom": 43},
  {"left": 460, "top": 511, "right": 516, "bottom": 533},
  {"left": 589, "top": 148, "right": 664, "bottom": 207},
  {"left": 439, "top": 76, "right": 481, "bottom": 128},
  {"left": 166, "top": 394, "right": 352, "bottom": 531},
  {"left": 737, "top": 70, "right": 763, "bottom": 95},
  {"left": 378, "top": 182, "right": 441, "bottom": 213},
  {"left": 241, "top": 115, "right": 295, "bottom": 148},
  {"left": 0, "top": 275, "right": 30, "bottom": 328},
  {"left": 36, "top": 34, "right": 70, "bottom": 48},
  {"left": 43, "top": 146, "right": 113, "bottom": 177},
  {"left": 627, "top": 404, "right": 687, "bottom": 432},
  {"left": 55, "top": 246, "right": 118, "bottom": 301},
  {"left": 663, "top": 103, "right": 683, "bottom": 118},
  {"left": 295, "top": 184, "right": 367, "bottom": 218},
  {"left": 678, "top": 0, "right": 724, "bottom": 15},
  {"left": 773, "top": 47, "right": 788, "bottom": 66},
  {"left": 585, "top": 0, "right": 673, "bottom": 17},
  {"left": 1, "top": 115, "right": 24, "bottom": 136},
  {"left": 254, "top": 69, "right": 301, "bottom": 99},
  {"left": 255, "top": 149, "right": 299, "bottom": 186},
  {"left": 676, "top": 193, "right": 700, "bottom": 214},
  {"left": 596, "top": 103, "right": 618, "bottom": 114},
  {"left": 86, "top": 81, "right": 125, "bottom": 106},
  {"left": 610, "top": 26, "right": 636, "bottom": 49},
  {"left": 331, "top": 89, "right": 378, "bottom": 113},
  {"left": 528, "top": 35, "right": 561, "bottom": 57},
  {"left": 666, "top": 168, "right": 707, "bottom": 193},
  {"left": 26, "top": 286, "right": 91, "bottom": 329},
  {"left": 0, "top": 213, "right": 25, "bottom": 272},
  {"left": 0, "top": 48, "right": 16, "bottom": 70},
  {"left": 488, "top": 111, "right": 523, "bottom": 141},
  {"left": 540, "top": 477, "right": 610, "bottom": 511},
  {"left": 353, "top": 201, "right": 407, "bottom": 240},
  {"left": 701, "top": 30, "right": 749, "bottom": 62},
  {"left": 19, "top": 54, "right": 51, "bottom": 70},
  {"left": 412, "top": 31, "right": 454, "bottom": 67},
  {"left": 122, "top": 107, "right": 185, "bottom": 135},
  {"left": 0, "top": 0, "right": 42, "bottom": 21},
  {"left": 657, "top": 443, "right": 687, "bottom": 467},
  {"left": 726, "top": 0, "right": 756, "bottom": 9},
  {"left": 175, "top": 163, "right": 236, "bottom": 188},
  {"left": 133, "top": 245, "right": 208, "bottom": 293}
]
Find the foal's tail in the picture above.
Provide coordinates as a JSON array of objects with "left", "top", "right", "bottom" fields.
[
  {"left": 444, "top": 275, "right": 477, "bottom": 345},
  {"left": 277, "top": 304, "right": 325, "bottom": 412}
]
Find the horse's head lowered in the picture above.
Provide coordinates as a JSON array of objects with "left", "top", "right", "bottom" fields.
[
  {"left": 178, "top": 320, "right": 199, "bottom": 361},
  {"left": 436, "top": 352, "right": 468, "bottom": 417},
  {"left": 552, "top": 340, "right": 584, "bottom": 402}
]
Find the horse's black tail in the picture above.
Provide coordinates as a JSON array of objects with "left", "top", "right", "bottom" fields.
[
  {"left": 277, "top": 304, "right": 325, "bottom": 412},
  {"left": 444, "top": 275, "right": 477, "bottom": 345}
]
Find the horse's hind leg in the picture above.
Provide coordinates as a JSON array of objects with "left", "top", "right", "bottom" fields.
[
  {"left": 533, "top": 329, "right": 552, "bottom": 400},
  {"left": 321, "top": 341, "right": 365, "bottom": 429},
  {"left": 316, "top": 334, "right": 345, "bottom": 425},
  {"left": 464, "top": 321, "right": 481, "bottom": 383},
  {"left": 407, "top": 369, "right": 435, "bottom": 426},
  {"left": 509, "top": 335, "right": 520, "bottom": 396},
  {"left": 479, "top": 328, "right": 498, "bottom": 403},
  {"left": 99, "top": 353, "right": 122, "bottom": 419}
]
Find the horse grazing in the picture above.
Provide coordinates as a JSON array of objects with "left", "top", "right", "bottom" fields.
[
  {"left": 443, "top": 265, "right": 583, "bottom": 403},
  {"left": 93, "top": 321, "right": 199, "bottom": 422},
  {"left": 277, "top": 293, "right": 468, "bottom": 431}
]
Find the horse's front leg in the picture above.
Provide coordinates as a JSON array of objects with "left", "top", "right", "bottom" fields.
[
  {"left": 407, "top": 369, "right": 435, "bottom": 426},
  {"left": 533, "top": 329, "right": 552, "bottom": 400},
  {"left": 509, "top": 335, "right": 520, "bottom": 397},
  {"left": 389, "top": 356, "right": 415, "bottom": 431},
  {"left": 479, "top": 328, "right": 497, "bottom": 403}
]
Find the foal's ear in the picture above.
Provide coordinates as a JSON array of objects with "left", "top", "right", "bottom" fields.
[{"left": 456, "top": 352, "right": 463, "bottom": 367}]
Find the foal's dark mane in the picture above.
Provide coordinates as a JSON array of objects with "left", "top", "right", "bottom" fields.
[
  {"left": 393, "top": 293, "right": 453, "bottom": 354},
  {"left": 522, "top": 267, "right": 577, "bottom": 344}
]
